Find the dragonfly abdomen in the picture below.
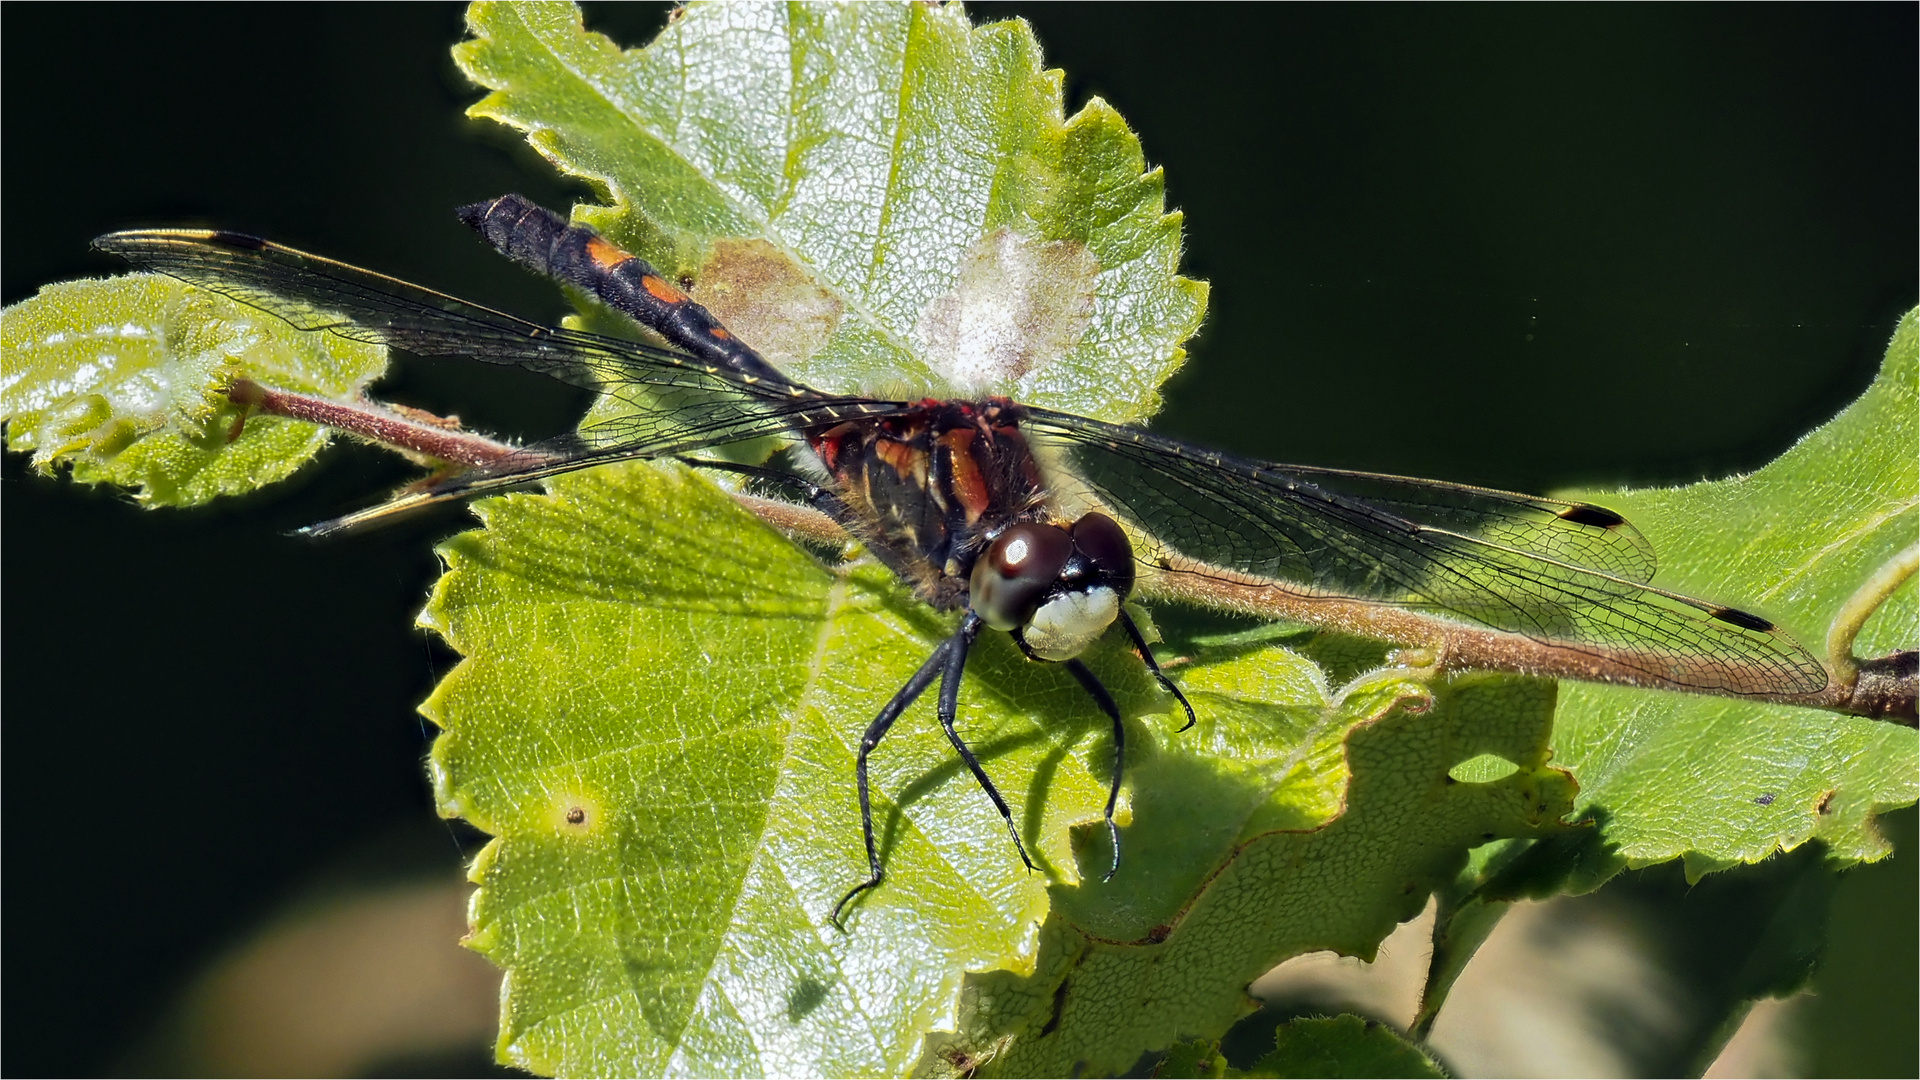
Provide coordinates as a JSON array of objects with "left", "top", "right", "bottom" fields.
[{"left": 459, "top": 194, "right": 792, "bottom": 388}]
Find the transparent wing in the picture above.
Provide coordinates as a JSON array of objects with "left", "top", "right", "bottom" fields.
[
  {"left": 1026, "top": 407, "right": 1826, "bottom": 696},
  {"left": 95, "top": 229, "right": 904, "bottom": 531}
]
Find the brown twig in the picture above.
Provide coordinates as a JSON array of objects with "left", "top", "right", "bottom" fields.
[
  {"left": 229, "top": 379, "right": 516, "bottom": 467},
  {"left": 237, "top": 380, "right": 1914, "bottom": 720}
]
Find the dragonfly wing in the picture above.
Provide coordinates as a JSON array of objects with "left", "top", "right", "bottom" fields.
[
  {"left": 96, "top": 229, "right": 907, "bottom": 532},
  {"left": 301, "top": 388, "right": 898, "bottom": 536},
  {"left": 93, "top": 229, "right": 804, "bottom": 402},
  {"left": 1026, "top": 408, "right": 1826, "bottom": 696}
]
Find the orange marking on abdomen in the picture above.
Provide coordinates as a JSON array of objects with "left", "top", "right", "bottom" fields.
[
  {"left": 584, "top": 236, "right": 631, "bottom": 270},
  {"left": 941, "top": 428, "right": 989, "bottom": 523},
  {"left": 642, "top": 274, "right": 688, "bottom": 304},
  {"left": 709, "top": 326, "right": 731, "bottom": 340}
]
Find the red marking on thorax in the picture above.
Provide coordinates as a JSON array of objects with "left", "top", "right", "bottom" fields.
[
  {"left": 873, "top": 437, "right": 916, "bottom": 477},
  {"left": 940, "top": 427, "right": 990, "bottom": 522}
]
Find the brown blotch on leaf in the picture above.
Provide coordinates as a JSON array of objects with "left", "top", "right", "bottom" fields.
[
  {"left": 692, "top": 239, "right": 843, "bottom": 368},
  {"left": 1815, "top": 789, "right": 1837, "bottom": 815},
  {"left": 565, "top": 806, "right": 587, "bottom": 825}
]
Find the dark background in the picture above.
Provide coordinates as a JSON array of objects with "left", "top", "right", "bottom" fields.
[{"left": 5, "top": 4, "right": 1913, "bottom": 1075}]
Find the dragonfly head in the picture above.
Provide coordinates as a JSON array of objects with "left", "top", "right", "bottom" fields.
[{"left": 970, "top": 513, "right": 1135, "bottom": 662}]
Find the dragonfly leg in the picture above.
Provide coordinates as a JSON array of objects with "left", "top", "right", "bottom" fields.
[
  {"left": 677, "top": 456, "right": 925, "bottom": 585},
  {"left": 1064, "top": 658, "right": 1126, "bottom": 882},
  {"left": 934, "top": 614, "right": 1036, "bottom": 875},
  {"left": 1118, "top": 608, "right": 1197, "bottom": 731},
  {"left": 831, "top": 631, "right": 955, "bottom": 930},
  {"left": 675, "top": 455, "right": 838, "bottom": 509}
]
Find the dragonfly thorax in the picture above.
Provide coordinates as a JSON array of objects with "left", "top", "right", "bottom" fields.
[{"left": 971, "top": 513, "right": 1135, "bottom": 661}]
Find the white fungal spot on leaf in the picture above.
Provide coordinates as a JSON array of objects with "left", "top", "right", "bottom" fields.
[{"left": 916, "top": 228, "right": 1100, "bottom": 394}]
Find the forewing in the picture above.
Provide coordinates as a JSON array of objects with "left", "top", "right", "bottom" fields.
[
  {"left": 1026, "top": 408, "right": 1826, "bottom": 695},
  {"left": 95, "top": 229, "right": 904, "bottom": 532},
  {"left": 94, "top": 229, "right": 803, "bottom": 400}
]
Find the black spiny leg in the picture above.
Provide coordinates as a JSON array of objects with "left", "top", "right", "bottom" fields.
[
  {"left": 1064, "top": 659, "right": 1126, "bottom": 882},
  {"left": 675, "top": 456, "right": 842, "bottom": 513},
  {"left": 676, "top": 456, "right": 924, "bottom": 585},
  {"left": 1118, "top": 608, "right": 1197, "bottom": 731},
  {"left": 831, "top": 633, "right": 957, "bottom": 930},
  {"left": 934, "top": 613, "right": 1036, "bottom": 875}
]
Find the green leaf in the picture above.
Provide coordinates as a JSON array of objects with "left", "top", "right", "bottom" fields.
[
  {"left": 1245, "top": 1015, "right": 1446, "bottom": 1079},
  {"left": 1155, "top": 1040, "right": 1230, "bottom": 1079},
  {"left": 426, "top": 460, "right": 1172, "bottom": 1076},
  {"left": 1552, "top": 309, "right": 1919, "bottom": 872},
  {"left": 424, "top": 4, "right": 1918, "bottom": 1075},
  {"left": 920, "top": 672, "right": 1573, "bottom": 1077},
  {"left": 428, "top": 455, "right": 1577, "bottom": 1076},
  {"left": 0, "top": 274, "right": 385, "bottom": 506},
  {"left": 455, "top": 0, "right": 1206, "bottom": 421}
]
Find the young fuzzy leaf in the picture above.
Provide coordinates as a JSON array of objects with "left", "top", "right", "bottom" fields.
[{"left": 0, "top": 274, "right": 384, "bottom": 505}]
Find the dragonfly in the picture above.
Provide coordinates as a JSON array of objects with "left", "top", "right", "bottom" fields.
[{"left": 96, "top": 195, "right": 1827, "bottom": 925}]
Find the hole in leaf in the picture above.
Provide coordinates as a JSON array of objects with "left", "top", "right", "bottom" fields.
[{"left": 1448, "top": 753, "right": 1520, "bottom": 783}]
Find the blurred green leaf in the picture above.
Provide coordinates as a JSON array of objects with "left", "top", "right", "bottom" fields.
[
  {"left": 0, "top": 274, "right": 384, "bottom": 506},
  {"left": 1246, "top": 1015, "right": 1445, "bottom": 1079}
]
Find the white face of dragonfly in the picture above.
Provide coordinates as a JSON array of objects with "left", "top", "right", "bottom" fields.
[
  {"left": 1022, "top": 584, "right": 1121, "bottom": 662},
  {"left": 968, "top": 513, "right": 1136, "bottom": 661}
]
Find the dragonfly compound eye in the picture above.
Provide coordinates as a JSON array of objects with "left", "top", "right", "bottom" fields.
[
  {"left": 971, "top": 523, "right": 1073, "bottom": 632},
  {"left": 1069, "top": 512, "right": 1135, "bottom": 600}
]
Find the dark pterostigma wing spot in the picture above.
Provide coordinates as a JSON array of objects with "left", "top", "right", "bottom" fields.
[
  {"left": 207, "top": 230, "right": 268, "bottom": 251},
  {"left": 1557, "top": 503, "right": 1627, "bottom": 529},
  {"left": 1710, "top": 606, "right": 1777, "bottom": 632}
]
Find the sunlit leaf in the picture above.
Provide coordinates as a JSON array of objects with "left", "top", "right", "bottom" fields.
[
  {"left": 455, "top": 0, "right": 1206, "bottom": 421},
  {"left": 422, "top": 3, "right": 1917, "bottom": 1075},
  {"left": 0, "top": 274, "right": 384, "bottom": 505},
  {"left": 1554, "top": 308, "right": 1918, "bottom": 871}
]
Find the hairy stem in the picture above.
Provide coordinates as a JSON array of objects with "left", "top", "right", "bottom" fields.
[{"left": 242, "top": 380, "right": 1914, "bottom": 720}]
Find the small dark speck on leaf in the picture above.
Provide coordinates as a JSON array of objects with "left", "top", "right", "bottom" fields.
[
  {"left": 786, "top": 976, "right": 829, "bottom": 1023},
  {"left": 1754, "top": 793, "right": 1776, "bottom": 806},
  {"left": 566, "top": 806, "right": 586, "bottom": 824}
]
